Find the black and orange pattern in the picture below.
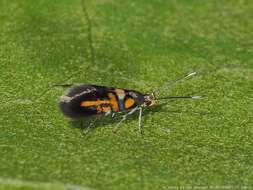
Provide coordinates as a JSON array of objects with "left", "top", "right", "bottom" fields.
[{"left": 59, "top": 85, "right": 146, "bottom": 119}]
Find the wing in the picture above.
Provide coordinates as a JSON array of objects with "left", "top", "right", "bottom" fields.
[
  {"left": 59, "top": 84, "right": 111, "bottom": 119},
  {"left": 59, "top": 84, "right": 145, "bottom": 119}
]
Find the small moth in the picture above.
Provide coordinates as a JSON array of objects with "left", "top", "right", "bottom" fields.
[{"left": 58, "top": 72, "right": 201, "bottom": 132}]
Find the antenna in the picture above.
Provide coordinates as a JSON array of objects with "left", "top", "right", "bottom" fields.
[
  {"left": 157, "top": 96, "right": 202, "bottom": 100},
  {"left": 152, "top": 71, "right": 197, "bottom": 96}
]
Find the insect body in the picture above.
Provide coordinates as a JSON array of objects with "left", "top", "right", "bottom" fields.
[
  {"left": 60, "top": 84, "right": 154, "bottom": 118},
  {"left": 59, "top": 72, "right": 200, "bottom": 132}
]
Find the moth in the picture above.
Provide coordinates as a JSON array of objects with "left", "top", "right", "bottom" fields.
[{"left": 58, "top": 72, "right": 201, "bottom": 133}]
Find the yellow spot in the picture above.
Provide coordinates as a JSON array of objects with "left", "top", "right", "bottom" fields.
[{"left": 124, "top": 98, "right": 135, "bottom": 109}]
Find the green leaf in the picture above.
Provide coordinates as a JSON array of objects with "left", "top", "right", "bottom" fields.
[{"left": 1, "top": 0, "right": 252, "bottom": 190}]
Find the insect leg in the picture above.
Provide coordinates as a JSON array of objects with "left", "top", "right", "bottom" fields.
[
  {"left": 83, "top": 117, "right": 99, "bottom": 135},
  {"left": 112, "top": 115, "right": 127, "bottom": 133},
  {"left": 113, "top": 107, "right": 139, "bottom": 132},
  {"left": 105, "top": 110, "right": 112, "bottom": 116}
]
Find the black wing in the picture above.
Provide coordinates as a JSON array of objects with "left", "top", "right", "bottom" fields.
[{"left": 59, "top": 84, "right": 109, "bottom": 119}]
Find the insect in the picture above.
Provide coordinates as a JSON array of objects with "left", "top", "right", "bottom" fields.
[{"left": 58, "top": 72, "right": 201, "bottom": 133}]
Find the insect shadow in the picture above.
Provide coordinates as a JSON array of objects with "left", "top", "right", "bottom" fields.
[
  {"left": 69, "top": 100, "right": 205, "bottom": 134},
  {"left": 70, "top": 103, "right": 167, "bottom": 133}
]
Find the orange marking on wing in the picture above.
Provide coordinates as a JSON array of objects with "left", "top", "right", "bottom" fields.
[
  {"left": 80, "top": 93, "right": 119, "bottom": 113},
  {"left": 96, "top": 106, "right": 103, "bottom": 113},
  {"left": 101, "top": 106, "right": 111, "bottom": 113},
  {"left": 96, "top": 106, "right": 111, "bottom": 113},
  {"left": 108, "top": 93, "right": 119, "bottom": 112},
  {"left": 124, "top": 98, "right": 135, "bottom": 109},
  {"left": 81, "top": 100, "right": 110, "bottom": 107}
]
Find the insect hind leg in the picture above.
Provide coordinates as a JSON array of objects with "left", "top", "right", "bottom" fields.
[{"left": 83, "top": 116, "right": 99, "bottom": 135}]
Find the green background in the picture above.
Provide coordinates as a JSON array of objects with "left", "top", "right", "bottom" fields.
[{"left": 0, "top": 0, "right": 252, "bottom": 189}]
